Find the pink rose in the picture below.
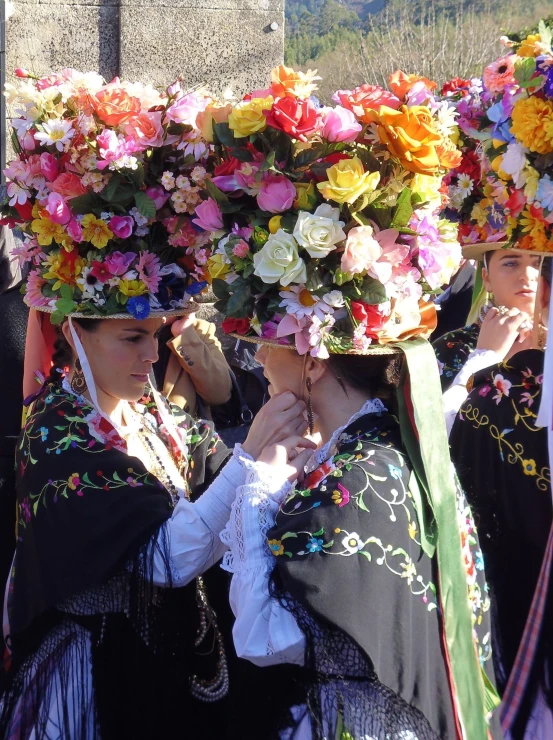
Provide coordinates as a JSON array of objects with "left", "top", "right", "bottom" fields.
[
  {"left": 321, "top": 106, "right": 362, "bottom": 143},
  {"left": 167, "top": 80, "right": 181, "bottom": 97},
  {"left": 341, "top": 225, "right": 382, "bottom": 275},
  {"left": 192, "top": 198, "right": 223, "bottom": 231},
  {"left": 45, "top": 192, "right": 71, "bottom": 225},
  {"left": 50, "top": 173, "right": 86, "bottom": 199},
  {"left": 145, "top": 185, "right": 170, "bottom": 210},
  {"left": 122, "top": 111, "right": 164, "bottom": 150},
  {"left": 66, "top": 218, "right": 83, "bottom": 242},
  {"left": 166, "top": 92, "right": 208, "bottom": 126},
  {"left": 22, "top": 132, "right": 36, "bottom": 151},
  {"left": 232, "top": 240, "right": 250, "bottom": 258},
  {"left": 40, "top": 153, "right": 60, "bottom": 182},
  {"left": 109, "top": 215, "right": 134, "bottom": 239},
  {"left": 105, "top": 251, "right": 136, "bottom": 276},
  {"left": 257, "top": 173, "right": 295, "bottom": 214}
]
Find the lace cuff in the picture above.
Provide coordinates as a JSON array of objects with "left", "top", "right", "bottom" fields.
[
  {"left": 220, "top": 463, "right": 291, "bottom": 575},
  {"left": 193, "top": 450, "right": 250, "bottom": 537},
  {"left": 453, "top": 349, "right": 500, "bottom": 388}
]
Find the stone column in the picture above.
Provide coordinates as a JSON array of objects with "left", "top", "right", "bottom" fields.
[{"left": 3, "top": 0, "right": 284, "bottom": 102}]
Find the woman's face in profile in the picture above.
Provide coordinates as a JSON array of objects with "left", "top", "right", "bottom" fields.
[
  {"left": 483, "top": 250, "right": 545, "bottom": 316},
  {"left": 70, "top": 317, "right": 164, "bottom": 402}
]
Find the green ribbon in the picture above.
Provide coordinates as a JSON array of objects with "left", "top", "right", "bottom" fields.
[{"left": 393, "top": 337, "right": 493, "bottom": 740}]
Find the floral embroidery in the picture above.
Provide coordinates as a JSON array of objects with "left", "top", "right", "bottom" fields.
[
  {"left": 522, "top": 459, "right": 537, "bottom": 476},
  {"left": 268, "top": 539, "right": 284, "bottom": 556},
  {"left": 331, "top": 483, "right": 350, "bottom": 507},
  {"left": 433, "top": 324, "right": 480, "bottom": 392},
  {"left": 492, "top": 374, "right": 512, "bottom": 404}
]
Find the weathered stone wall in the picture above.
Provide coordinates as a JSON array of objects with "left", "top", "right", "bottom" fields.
[{"left": 4, "top": 0, "right": 284, "bottom": 94}]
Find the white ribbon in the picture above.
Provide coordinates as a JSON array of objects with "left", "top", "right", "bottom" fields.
[{"left": 68, "top": 317, "right": 99, "bottom": 409}]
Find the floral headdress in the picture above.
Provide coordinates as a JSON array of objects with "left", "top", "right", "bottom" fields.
[
  {"left": 195, "top": 66, "right": 463, "bottom": 358},
  {"left": 441, "top": 21, "right": 553, "bottom": 260},
  {"left": 1, "top": 68, "right": 214, "bottom": 323}
]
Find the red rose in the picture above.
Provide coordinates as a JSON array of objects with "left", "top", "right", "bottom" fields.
[
  {"left": 222, "top": 317, "right": 251, "bottom": 335},
  {"left": 324, "top": 152, "right": 351, "bottom": 166},
  {"left": 265, "top": 98, "right": 321, "bottom": 142},
  {"left": 351, "top": 301, "right": 388, "bottom": 339},
  {"left": 214, "top": 157, "right": 241, "bottom": 177}
]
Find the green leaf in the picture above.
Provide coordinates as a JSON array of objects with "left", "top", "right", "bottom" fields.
[
  {"left": 358, "top": 495, "right": 370, "bottom": 513},
  {"left": 358, "top": 276, "right": 387, "bottom": 305},
  {"left": 514, "top": 57, "right": 539, "bottom": 89},
  {"left": 358, "top": 550, "right": 372, "bottom": 561},
  {"left": 226, "top": 286, "right": 253, "bottom": 317},
  {"left": 312, "top": 527, "right": 325, "bottom": 537},
  {"left": 134, "top": 192, "right": 156, "bottom": 220},
  {"left": 205, "top": 178, "right": 230, "bottom": 204},
  {"left": 50, "top": 311, "right": 65, "bottom": 326},
  {"left": 538, "top": 20, "right": 552, "bottom": 49},
  {"left": 59, "top": 283, "right": 74, "bottom": 300},
  {"left": 101, "top": 173, "right": 123, "bottom": 202},
  {"left": 259, "top": 151, "right": 276, "bottom": 172},
  {"left": 214, "top": 121, "right": 241, "bottom": 147},
  {"left": 391, "top": 187, "right": 413, "bottom": 228},
  {"left": 281, "top": 531, "right": 298, "bottom": 541},
  {"left": 54, "top": 295, "right": 76, "bottom": 319},
  {"left": 294, "top": 144, "right": 324, "bottom": 170},
  {"left": 68, "top": 192, "right": 104, "bottom": 215},
  {"left": 212, "top": 279, "right": 231, "bottom": 300},
  {"left": 229, "top": 148, "right": 254, "bottom": 162}
]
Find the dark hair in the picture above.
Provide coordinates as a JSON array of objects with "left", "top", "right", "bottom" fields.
[
  {"left": 326, "top": 353, "right": 403, "bottom": 405},
  {"left": 47, "top": 318, "right": 100, "bottom": 385}
]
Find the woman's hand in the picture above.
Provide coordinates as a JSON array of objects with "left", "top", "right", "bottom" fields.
[
  {"left": 258, "top": 436, "right": 317, "bottom": 483},
  {"left": 241, "top": 392, "right": 309, "bottom": 460},
  {"left": 171, "top": 312, "right": 197, "bottom": 337},
  {"left": 476, "top": 307, "right": 531, "bottom": 360}
]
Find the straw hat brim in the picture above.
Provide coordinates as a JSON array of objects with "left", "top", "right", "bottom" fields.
[
  {"left": 228, "top": 333, "right": 403, "bottom": 355},
  {"left": 25, "top": 297, "right": 195, "bottom": 319},
  {"left": 462, "top": 241, "right": 553, "bottom": 260}
]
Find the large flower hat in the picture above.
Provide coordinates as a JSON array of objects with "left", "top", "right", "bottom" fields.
[
  {"left": 1, "top": 68, "right": 214, "bottom": 323},
  {"left": 194, "top": 66, "right": 463, "bottom": 357},
  {"left": 442, "top": 21, "right": 553, "bottom": 260}
]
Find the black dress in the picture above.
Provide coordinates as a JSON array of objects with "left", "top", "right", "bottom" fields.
[
  {"left": 450, "top": 350, "right": 552, "bottom": 736},
  {"left": 433, "top": 323, "right": 480, "bottom": 392}
]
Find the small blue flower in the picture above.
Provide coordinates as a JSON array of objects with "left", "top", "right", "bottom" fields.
[
  {"left": 475, "top": 551, "right": 485, "bottom": 571},
  {"left": 127, "top": 296, "right": 151, "bottom": 320},
  {"left": 40, "top": 427, "right": 49, "bottom": 442},
  {"left": 306, "top": 537, "right": 324, "bottom": 553},
  {"left": 186, "top": 280, "right": 208, "bottom": 296}
]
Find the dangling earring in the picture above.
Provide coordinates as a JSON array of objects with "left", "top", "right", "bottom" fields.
[
  {"left": 478, "top": 293, "right": 495, "bottom": 324},
  {"left": 306, "top": 377, "right": 314, "bottom": 436},
  {"left": 70, "top": 358, "right": 87, "bottom": 395}
]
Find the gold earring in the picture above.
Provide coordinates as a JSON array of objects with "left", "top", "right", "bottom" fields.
[
  {"left": 70, "top": 358, "right": 87, "bottom": 395},
  {"left": 306, "top": 377, "right": 314, "bottom": 435}
]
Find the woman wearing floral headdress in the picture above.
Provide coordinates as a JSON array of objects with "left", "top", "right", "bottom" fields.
[
  {"left": 0, "top": 69, "right": 309, "bottom": 738},
  {"left": 202, "top": 66, "right": 501, "bottom": 738},
  {"left": 441, "top": 26, "right": 553, "bottom": 739}
]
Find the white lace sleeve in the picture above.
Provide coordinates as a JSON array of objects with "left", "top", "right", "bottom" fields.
[
  {"left": 443, "top": 349, "right": 501, "bottom": 437},
  {"left": 151, "top": 446, "right": 252, "bottom": 586},
  {"left": 220, "top": 463, "right": 305, "bottom": 667}
]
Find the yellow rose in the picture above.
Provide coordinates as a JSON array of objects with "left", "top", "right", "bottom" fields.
[
  {"left": 207, "top": 254, "right": 231, "bottom": 281},
  {"left": 317, "top": 156, "right": 380, "bottom": 205},
  {"left": 119, "top": 279, "right": 148, "bottom": 297},
  {"left": 376, "top": 105, "right": 442, "bottom": 175},
  {"left": 197, "top": 102, "right": 233, "bottom": 143},
  {"left": 293, "top": 182, "right": 317, "bottom": 210},
  {"left": 228, "top": 96, "right": 274, "bottom": 138}
]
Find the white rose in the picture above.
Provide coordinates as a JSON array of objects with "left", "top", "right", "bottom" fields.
[
  {"left": 340, "top": 225, "right": 382, "bottom": 275},
  {"left": 293, "top": 204, "right": 346, "bottom": 258},
  {"left": 253, "top": 229, "right": 307, "bottom": 287}
]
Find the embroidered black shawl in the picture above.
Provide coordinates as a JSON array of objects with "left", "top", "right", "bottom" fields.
[
  {"left": 433, "top": 323, "right": 480, "bottom": 392},
  {"left": 450, "top": 349, "right": 552, "bottom": 737},
  {"left": 268, "top": 411, "right": 498, "bottom": 739}
]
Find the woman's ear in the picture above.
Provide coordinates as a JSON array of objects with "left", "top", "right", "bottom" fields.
[
  {"left": 481, "top": 266, "right": 492, "bottom": 294},
  {"left": 61, "top": 320, "right": 76, "bottom": 353},
  {"left": 306, "top": 355, "right": 326, "bottom": 384}
]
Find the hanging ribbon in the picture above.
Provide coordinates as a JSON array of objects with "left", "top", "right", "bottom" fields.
[{"left": 393, "top": 337, "right": 499, "bottom": 740}]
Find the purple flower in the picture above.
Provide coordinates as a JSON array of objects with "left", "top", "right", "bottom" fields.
[{"left": 127, "top": 296, "right": 151, "bottom": 319}]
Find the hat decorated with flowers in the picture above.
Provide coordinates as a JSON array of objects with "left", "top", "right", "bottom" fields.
[
  {"left": 441, "top": 21, "right": 553, "bottom": 261},
  {"left": 1, "top": 68, "right": 214, "bottom": 323},
  {"left": 195, "top": 65, "right": 463, "bottom": 358}
]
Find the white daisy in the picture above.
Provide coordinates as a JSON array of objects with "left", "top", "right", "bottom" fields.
[
  {"left": 34, "top": 119, "right": 74, "bottom": 151},
  {"left": 433, "top": 101, "right": 458, "bottom": 138},
  {"left": 279, "top": 286, "right": 334, "bottom": 320},
  {"left": 457, "top": 173, "right": 474, "bottom": 197}
]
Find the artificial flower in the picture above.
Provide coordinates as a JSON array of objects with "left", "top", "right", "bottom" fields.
[
  {"left": 34, "top": 119, "right": 74, "bottom": 151},
  {"left": 31, "top": 215, "right": 66, "bottom": 246},
  {"left": 333, "top": 84, "right": 401, "bottom": 122},
  {"left": 91, "top": 86, "right": 141, "bottom": 126},
  {"left": 320, "top": 106, "right": 362, "bottom": 143},
  {"left": 109, "top": 215, "right": 134, "bottom": 240},
  {"left": 293, "top": 182, "right": 318, "bottom": 211},
  {"left": 511, "top": 95, "right": 553, "bottom": 154},
  {"left": 119, "top": 279, "right": 148, "bottom": 296},
  {"left": 127, "top": 295, "right": 151, "bottom": 319},
  {"left": 207, "top": 254, "right": 231, "bottom": 280},
  {"left": 81, "top": 214, "right": 113, "bottom": 249},
  {"left": 49, "top": 173, "right": 86, "bottom": 199},
  {"left": 536, "top": 174, "right": 553, "bottom": 211},
  {"left": 265, "top": 97, "right": 321, "bottom": 141},
  {"left": 221, "top": 317, "right": 251, "bottom": 335},
  {"left": 293, "top": 204, "right": 346, "bottom": 258},
  {"left": 376, "top": 105, "right": 442, "bottom": 175},
  {"left": 270, "top": 65, "right": 321, "bottom": 99},
  {"left": 389, "top": 70, "right": 437, "bottom": 99},
  {"left": 317, "top": 156, "right": 380, "bottom": 205},
  {"left": 257, "top": 174, "right": 296, "bottom": 213},
  {"left": 253, "top": 229, "right": 307, "bottom": 286},
  {"left": 483, "top": 55, "right": 516, "bottom": 93},
  {"left": 228, "top": 96, "right": 274, "bottom": 138},
  {"left": 44, "top": 192, "right": 71, "bottom": 225},
  {"left": 192, "top": 198, "right": 224, "bottom": 231},
  {"left": 122, "top": 111, "right": 164, "bottom": 149}
]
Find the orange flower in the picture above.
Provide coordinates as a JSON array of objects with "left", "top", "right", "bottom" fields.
[
  {"left": 197, "top": 102, "right": 232, "bottom": 142},
  {"left": 91, "top": 87, "right": 141, "bottom": 126},
  {"left": 483, "top": 56, "right": 516, "bottom": 94},
  {"left": 270, "top": 65, "right": 321, "bottom": 99},
  {"left": 376, "top": 105, "right": 442, "bottom": 175},
  {"left": 389, "top": 70, "right": 437, "bottom": 99},
  {"left": 436, "top": 136, "right": 462, "bottom": 170}
]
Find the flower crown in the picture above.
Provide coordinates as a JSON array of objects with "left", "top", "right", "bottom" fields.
[
  {"left": 442, "top": 21, "right": 553, "bottom": 254},
  {"left": 1, "top": 68, "right": 214, "bottom": 322},
  {"left": 196, "top": 66, "right": 462, "bottom": 357}
]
